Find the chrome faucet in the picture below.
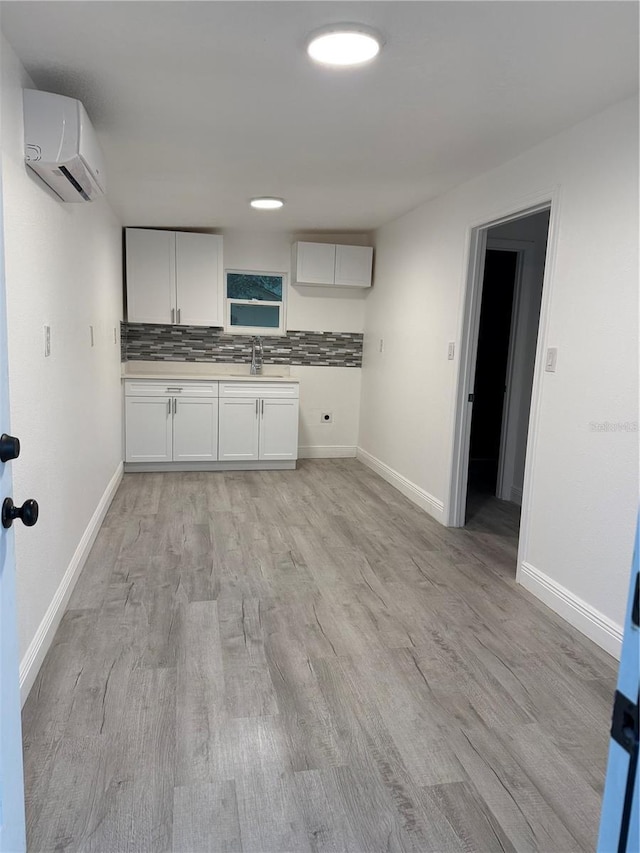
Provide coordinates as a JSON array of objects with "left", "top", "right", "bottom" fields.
[{"left": 250, "top": 336, "right": 263, "bottom": 375}]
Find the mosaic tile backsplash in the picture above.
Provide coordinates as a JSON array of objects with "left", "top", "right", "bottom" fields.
[{"left": 121, "top": 323, "right": 363, "bottom": 368}]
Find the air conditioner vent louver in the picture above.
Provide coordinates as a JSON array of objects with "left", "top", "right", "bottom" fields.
[{"left": 59, "top": 166, "right": 90, "bottom": 201}]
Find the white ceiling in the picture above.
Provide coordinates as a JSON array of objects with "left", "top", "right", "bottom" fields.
[{"left": 1, "top": 1, "right": 638, "bottom": 231}]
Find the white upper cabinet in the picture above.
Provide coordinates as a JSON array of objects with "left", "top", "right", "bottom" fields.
[
  {"left": 294, "top": 241, "right": 336, "bottom": 285},
  {"left": 126, "top": 228, "right": 223, "bottom": 326},
  {"left": 334, "top": 244, "right": 373, "bottom": 288},
  {"left": 126, "top": 229, "right": 176, "bottom": 324},
  {"left": 293, "top": 241, "right": 373, "bottom": 288},
  {"left": 175, "top": 232, "right": 223, "bottom": 327}
]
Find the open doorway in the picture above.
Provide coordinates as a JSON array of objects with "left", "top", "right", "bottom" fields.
[{"left": 452, "top": 206, "right": 551, "bottom": 549}]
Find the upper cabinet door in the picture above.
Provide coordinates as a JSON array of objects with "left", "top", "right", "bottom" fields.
[
  {"left": 175, "top": 232, "right": 223, "bottom": 327},
  {"left": 295, "top": 241, "right": 336, "bottom": 285},
  {"left": 334, "top": 245, "right": 373, "bottom": 288},
  {"left": 126, "top": 229, "right": 176, "bottom": 324}
]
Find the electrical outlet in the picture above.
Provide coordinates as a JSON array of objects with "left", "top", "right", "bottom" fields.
[
  {"left": 113, "top": 327, "right": 118, "bottom": 345},
  {"left": 321, "top": 412, "right": 333, "bottom": 424},
  {"left": 44, "top": 325, "right": 51, "bottom": 357},
  {"left": 379, "top": 338, "right": 384, "bottom": 353},
  {"left": 448, "top": 342, "right": 455, "bottom": 360},
  {"left": 545, "top": 347, "right": 558, "bottom": 372}
]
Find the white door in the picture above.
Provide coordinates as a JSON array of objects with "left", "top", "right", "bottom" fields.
[
  {"left": 259, "top": 398, "right": 299, "bottom": 460},
  {"left": 295, "top": 242, "right": 336, "bottom": 284},
  {"left": 218, "top": 398, "right": 260, "bottom": 461},
  {"left": 125, "top": 228, "right": 176, "bottom": 324},
  {"left": 175, "top": 232, "right": 223, "bottom": 327},
  {"left": 125, "top": 397, "right": 173, "bottom": 462},
  {"left": 0, "top": 168, "right": 27, "bottom": 851},
  {"left": 173, "top": 397, "right": 219, "bottom": 461},
  {"left": 334, "top": 244, "right": 373, "bottom": 288}
]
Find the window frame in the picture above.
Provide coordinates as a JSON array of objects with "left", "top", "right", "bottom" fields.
[{"left": 224, "top": 269, "right": 287, "bottom": 336}]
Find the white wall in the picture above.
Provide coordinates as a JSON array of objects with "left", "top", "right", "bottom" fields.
[
  {"left": 359, "top": 96, "right": 638, "bottom": 655},
  {"left": 1, "top": 36, "right": 124, "bottom": 700},
  {"left": 221, "top": 228, "right": 370, "bottom": 455},
  {"left": 489, "top": 211, "right": 549, "bottom": 502}
]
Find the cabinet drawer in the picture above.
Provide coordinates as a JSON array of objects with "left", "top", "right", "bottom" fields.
[
  {"left": 219, "top": 382, "right": 299, "bottom": 399},
  {"left": 124, "top": 380, "right": 219, "bottom": 398}
]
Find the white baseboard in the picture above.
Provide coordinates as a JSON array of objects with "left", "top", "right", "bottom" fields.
[
  {"left": 519, "top": 561, "right": 623, "bottom": 659},
  {"left": 356, "top": 447, "right": 445, "bottom": 524},
  {"left": 510, "top": 486, "right": 523, "bottom": 505},
  {"left": 19, "top": 462, "right": 124, "bottom": 705},
  {"left": 298, "top": 445, "right": 357, "bottom": 459}
]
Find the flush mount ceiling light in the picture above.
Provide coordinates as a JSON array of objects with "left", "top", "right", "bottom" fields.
[
  {"left": 306, "top": 24, "right": 382, "bottom": 67},
  {"left": 250, "top": 197, "right": 285, "bottom": 210}
]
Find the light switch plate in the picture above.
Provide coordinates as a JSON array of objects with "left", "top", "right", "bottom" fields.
[{"left": 545, "top": 347, "right": 558, "bottom": 372}]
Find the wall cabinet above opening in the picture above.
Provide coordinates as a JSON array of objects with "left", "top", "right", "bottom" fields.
[
  {"left": 125, "top": 228, "right": 223, "bottom": 326},
  {"left": 293, "top": 241, "right": 373, "bottom": 288}
]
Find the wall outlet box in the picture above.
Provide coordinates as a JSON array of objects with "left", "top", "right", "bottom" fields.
[{"left": 321, "top": 412, "right": 333, "bottom": 424}]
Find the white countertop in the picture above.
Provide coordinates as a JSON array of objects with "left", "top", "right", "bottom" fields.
[{"left": 122, "top": 361, "right": 299, "bottom": 383}]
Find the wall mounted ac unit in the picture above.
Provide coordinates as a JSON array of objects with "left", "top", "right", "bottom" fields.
[{"left": 23, "top": 89, "right": 106, "bottom": 202}]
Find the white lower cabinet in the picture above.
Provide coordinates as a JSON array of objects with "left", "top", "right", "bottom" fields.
[
  {"left": 218, "top": 398, "right": 260, "bottom": 461},
  {"left": 124, "top": 381, "right": 219, "bottom": 464},
  {"left": 125, "top": 396, "right": 173, "bottom": 463},
  {"left": 173, "top": 397, "right": 219, "bottom": 462},
  {"left": 124, "top": 379, "right": 299, "bottom": 469},
  {"left": 218, "top": 389, "right": 299, "bottom": 463},
  {"left": 259, "top": 398, "right": 299, "bottom": 460}
]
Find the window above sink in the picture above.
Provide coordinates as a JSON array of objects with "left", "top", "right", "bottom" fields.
[{"left": 225, "top": 269, "right": 286, "bottom": 336}]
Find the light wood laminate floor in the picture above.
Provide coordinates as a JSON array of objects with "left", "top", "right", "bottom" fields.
[{"left": 23, "top": 460, "right": 617, "bottom": 853}]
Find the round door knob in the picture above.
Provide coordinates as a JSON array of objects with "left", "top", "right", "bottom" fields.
[
  {"left": 0, "top": 434, "right": 20, "bottom": 463},
  {"left": 2, "top": 497, "right": 39, "bottom": 529}
]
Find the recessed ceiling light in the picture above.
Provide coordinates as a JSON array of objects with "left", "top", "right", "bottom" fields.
[
  {"left": 307, "top": 25, "right": 382, "bottom": 67},
  {"left": 250, "top": 197, "right": 285, "bottom": 210}
]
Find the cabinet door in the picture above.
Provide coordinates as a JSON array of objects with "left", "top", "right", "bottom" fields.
[
  {"left": 126, "top": 229, "right": 176, "bottom": 323},
  {"left": 175, "top": 232, "right": 223, "bottom": 327},
  {"left": 334, "top": 244, "right": 373, "bottom": 288},
  {"left": 218, "top": 398, "right": 260, "bottom": 461},
  {"left": 173, "top": 397, "right": 219, "bottom": 462},
  {"left": 125, "top": 396, "right": 172, "bottom": 462},
  {"left": 295, "top": 242, "right": 336, "bottom": 285},
  {"left": 259, "top": 398, "right": 299, "bottom": 461}
]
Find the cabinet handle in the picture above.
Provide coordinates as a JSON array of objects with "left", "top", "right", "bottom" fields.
[
  {"left": 166, "top": 387, "right": 183, "bottom": 392},
  {"left": 167, "top": 398, "right": 171, "bottom": 416},
  {"left": 261, "top": 399, "right": 264, "bottom": 417},
  {"left": 255, "top": 399, "right": 259, "bottom": 417},
  {"left": 173, "top": 398, "right": 177, "bottom": 415},
  {"left": 171, "top": 308, "right": 175, "bottom": 324},
  {"left": 177, "top": 308, "right": 181, "bottom": 324}
]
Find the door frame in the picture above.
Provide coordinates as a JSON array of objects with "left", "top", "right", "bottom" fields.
[{"left": 447, "top": 190, "right": 559, "bottom": 589}]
